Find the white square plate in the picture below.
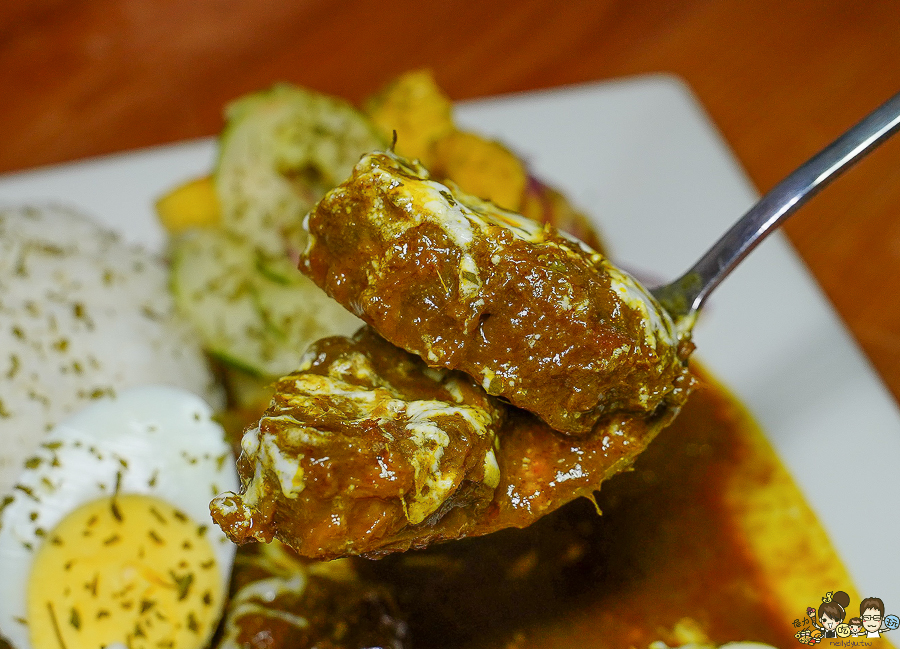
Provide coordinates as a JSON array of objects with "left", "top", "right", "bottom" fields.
[{"left": 2, "top": 74, "right": 897, "bottom": 609}]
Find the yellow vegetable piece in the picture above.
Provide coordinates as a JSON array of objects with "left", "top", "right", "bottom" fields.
[
  {"left": 520, "top": 180, "right": 605, "bottom": 254},
  {"left": 431, "top": 130, "right": 527, "bottom": 211},
  {"left": 364, "top": 69, "right": 455, "bottom": 165},
  {"left": 365, "top": 71, "right": 527, "bottom": 212},
  {"left": 155, "top": 175, "right": 221, "bottom": 233}
]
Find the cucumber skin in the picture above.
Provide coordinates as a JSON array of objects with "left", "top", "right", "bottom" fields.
[{"left": 170, "top": 229, "right": 361, "bottom": 378}]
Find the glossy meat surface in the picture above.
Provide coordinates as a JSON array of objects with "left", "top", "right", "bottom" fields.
[
  {"left": 211, "top": 328, "right": 684, "bottom": 559},
  {"left": 300, "top": 151, "right": 692, "bottom": 435},
  {"left": 211, "top": 327, "right": 505, "bottom": 558}
]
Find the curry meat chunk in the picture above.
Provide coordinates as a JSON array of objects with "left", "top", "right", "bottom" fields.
[
  {"left": 211, "top": 328, "right": 685, "bottom": 560},
  {"left": 300, "top": 151, "right": 692, "bottom": 435},
  {"left": 216, "top": 542, "right": 408, "bottom": 649},
  {"left": 210, "top": 327, "right": 505, "bottom": 559}
]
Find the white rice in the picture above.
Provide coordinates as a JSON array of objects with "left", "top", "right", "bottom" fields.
[{"left": 0, "top": 205, "right": 222, "bottom": 495}]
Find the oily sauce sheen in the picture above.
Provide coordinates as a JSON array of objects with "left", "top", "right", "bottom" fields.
[
  {"left": 356, "top": 369, "right": 800, "bottom": 649},
  {"left": 0, "top": 371, "right": 822, "bottom": 649},
  {"left": 300, "top": 152, "right": 692, "bottom": 436}
]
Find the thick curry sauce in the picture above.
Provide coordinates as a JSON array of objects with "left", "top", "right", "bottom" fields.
[
  {"left": 358, "top": 365, "right": 868, "bottom": 648},
  {"left": 212, "top": 365, "right": 867, "bottom": 649},
  {"left": 0, "top": 368, "right": 867, "bottom": 649},
  {"left": 211, "top": 327, "right": 681, "bottom": 559}
]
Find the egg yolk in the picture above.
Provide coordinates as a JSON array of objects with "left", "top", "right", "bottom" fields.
[{"left": 26, "top": 494, "right": 223, "bottom": 649}]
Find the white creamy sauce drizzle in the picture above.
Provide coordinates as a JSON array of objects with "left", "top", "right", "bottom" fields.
[
  {"left": 357, "top": 152, "right": 554, "bottom": 306},
  {"left": 238, "top": 363, "right": 500, "bottom": 525},
  {"left": 604, "top": 261, "right": 678, "bottom": 352},
  {"left": 218, "top": 549, "right": 310, "bottom": 649},
  {"left": 344, "top": 152, "right": 679, "bottom": 370}
]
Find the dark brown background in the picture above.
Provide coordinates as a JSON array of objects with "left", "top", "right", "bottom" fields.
[{"left": 2, "top": 0, "right": 899, "bottom": 404}]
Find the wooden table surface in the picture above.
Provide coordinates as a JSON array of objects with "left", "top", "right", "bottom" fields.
[{"left": 2, "top": 0, "right": 899, "bottom": 405}]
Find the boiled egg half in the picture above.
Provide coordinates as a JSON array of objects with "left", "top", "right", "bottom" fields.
[{"left": 0, "top": 385, "right": 239, "bottom": 649}]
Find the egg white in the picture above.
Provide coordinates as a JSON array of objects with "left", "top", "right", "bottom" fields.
[{"left": 0, "top": 385, "right": 239, "bottom": 649}]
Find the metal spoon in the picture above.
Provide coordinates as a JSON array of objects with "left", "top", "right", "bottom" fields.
[{"left": 651, "top": 89, "right": 900, "bottom": 325}]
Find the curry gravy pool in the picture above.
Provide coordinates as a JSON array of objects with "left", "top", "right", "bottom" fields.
[{"left": 356, "top": 367, "right": 867, "bottom": 649}]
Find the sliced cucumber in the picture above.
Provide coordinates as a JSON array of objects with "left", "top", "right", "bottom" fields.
[
  {"left": 215, "top": 83, "right": 388, "bottom": 256},
  {"left": 170, "top": 228, "right": 362, "bottom": 377}
]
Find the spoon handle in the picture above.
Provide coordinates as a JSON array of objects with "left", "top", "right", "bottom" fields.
[{"left": 652, "top": 89, "right": 900, "bottom": 321}]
